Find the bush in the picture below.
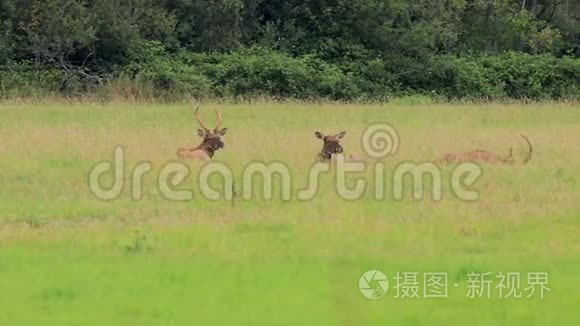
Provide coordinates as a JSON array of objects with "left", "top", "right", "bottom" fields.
[
  {"left": 401, "top": 52, "right": 579, "bottom": 100},
  {"left": 180, "top": 48, "right": 359, "bottom": 100},
  {"left": 480, "top": 52, "right": 579, "bottom": 99},
  {"left": 0, "top": 61, "right": 65, "bottom": 98},
  {"left": 1, "top": 45, "right": 578, "bottom": 101},
  {"left": 120, "top": 41, "right": 212, "bottom": 100}
]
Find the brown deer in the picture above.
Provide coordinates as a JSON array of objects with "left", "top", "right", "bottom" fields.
[
  {"left": 436, "top": 135, "right": 533, "bottom": 165},
  {"left": 315, "top": 131, "right": 364, "bottom": 161},
  {"left": 177, "top": 106, "right": 228, "bottom": 161},
  {"left": 315, "top": 131, "right": 345, "bottom": 161}
]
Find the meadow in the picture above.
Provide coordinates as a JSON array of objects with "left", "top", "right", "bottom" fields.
[{"left": 0, "top": 101, "right": 579, "bottom": 325}]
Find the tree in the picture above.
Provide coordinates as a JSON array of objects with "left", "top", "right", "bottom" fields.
[{"left": 168, "top": 0, "right": 245, "bottom": 51}]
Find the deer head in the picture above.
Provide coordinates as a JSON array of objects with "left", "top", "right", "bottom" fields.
[
  {"left": 315, "top": 131, "right": 345, "bottom": 161},
  {"left": 193, "top": 106, "right": 228, "bottom": 158}
]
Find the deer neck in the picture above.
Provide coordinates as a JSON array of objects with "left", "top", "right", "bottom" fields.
[
  {"left": 194, "top": 142, "right": 216, "bottom": 158},
  {"left": 504, "top": 148, "right": 514, "bottom": 163},
  {"left": 318, "top": 150, "right": 332, "bottom": 161}
]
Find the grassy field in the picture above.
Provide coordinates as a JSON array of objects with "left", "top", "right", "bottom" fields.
[{"left": 0, "top": 101, "right": 579, "bottom": 325}]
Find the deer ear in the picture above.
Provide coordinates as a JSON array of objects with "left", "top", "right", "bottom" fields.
[
  {"left": 315, "top": 131, "right": 324, "bottom": 139},
  {"left": 197, "top": 129, "right": 206, "bottom": 137},
  {"left": 217, "top": 128, "right": 228, "bottom": 136},
  {"left": 336, "top": 131, "right": 346, "bottom": 139}
]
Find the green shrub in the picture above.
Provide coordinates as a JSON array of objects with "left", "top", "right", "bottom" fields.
[
  {"left": 395, "top": 52, "right": 579, "bottom": 100},
  {"left": 121, "top": 41, "right": 212, "bottom": 100},
  {"left": 480, "top": 53, "right": 579, "bottom": 99},
  {"left": 340, "top": 59, "right": 399, "bottom": 100},
  {"left": 0, "top": 61, "right": 65, "bottom": 98},
  {"left": 180, "top": 48, "right": 359, "bottom": 100},
  {"left": 1, "top": 45, "right": 577, "bottom": 101}
]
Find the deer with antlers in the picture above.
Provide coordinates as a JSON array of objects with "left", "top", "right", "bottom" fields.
[
  {"left": 436, "top": 135, "right": 533, "bottom": 164},
  {"left": 177, "top": 106, "right": 228, "bottom": 161}
]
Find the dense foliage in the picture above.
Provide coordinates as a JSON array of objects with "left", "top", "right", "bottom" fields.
[{"left": 0, "top": 0, "right": 578, "bottom": 100}]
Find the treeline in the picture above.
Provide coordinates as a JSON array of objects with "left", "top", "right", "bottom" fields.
[{"left": 0, "top": 0, "right": 578, "bottom": 100}]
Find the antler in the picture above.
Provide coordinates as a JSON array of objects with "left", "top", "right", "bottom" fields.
[
  {"left": 520, "top": 135, "right": 533, "bottom": 164},
  {"left": 194, "top": 105, "right": 210, "bottom": 132},
  {"left": 214, "top": 109, "right": 223, "bottom": 131}
]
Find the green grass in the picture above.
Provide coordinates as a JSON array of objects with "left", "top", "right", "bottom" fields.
[{"left": 0, "top": 102, "right": 579, "bottom": 325}]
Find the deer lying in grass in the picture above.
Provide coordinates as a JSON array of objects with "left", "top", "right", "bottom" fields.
[
  {"left": 315, "top": 131, "right": 363, "bottom": 161},
  {"left": 436, "top": 135, "right": 533, "bottom": 164},
  {"left": 177, "top": 106, "right": 228, "bottom": 161}
]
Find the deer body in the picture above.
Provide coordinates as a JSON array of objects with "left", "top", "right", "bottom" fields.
[
  {"left": 436, "top": 135, "right": 533, "bottom": 164},
  {"left": 177, "top": 147, "right": 212, "bottom": 161},
  {"left": 436, "top": 149, "right": 514, "bottom": 164}
]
